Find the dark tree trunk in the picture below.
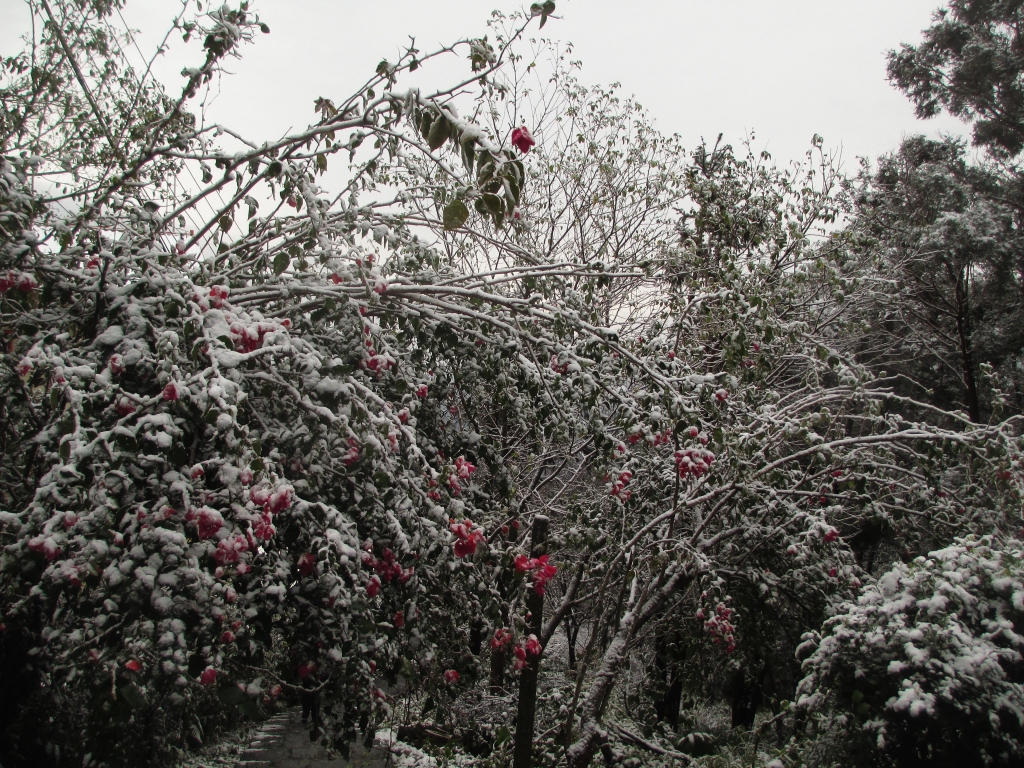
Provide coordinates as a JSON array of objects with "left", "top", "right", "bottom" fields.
[
  {"left": 512, "top": 515, "right": 549, "bottom": 768},
  {"left": 727, "top": 664, "right": 763, "bottom": 729},
  {"left": 652, "top": 631, "right": 685, "bottom": 728}
]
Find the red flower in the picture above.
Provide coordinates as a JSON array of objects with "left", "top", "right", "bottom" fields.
[
  {"left": 297, "top": 663, "right": 316, "bottom": 679},
  {"left": 714, "top": 388, "right": 728, "bottom": 402},
  {"left": 125, "top": 659, "right": 142, "bottom": 672},
  {"left": 298, "top": 552, "right": 316, "bottom": 576},
  {"left": 109, "top": 354, "right": 125, "bottom": 375},
  {"left": 416, "top": 384, "right": 428, "bottom": 398},
  {"left": 444, "top": 669, "right": 460, "bottom": 684},
  {"left": 394, "top": 611, "right": 405, "bottom": 628},
  {"left": 511, "top": 126, "right": 536, "bottom": 154},
  {"left": 829, "top": 567, "right": 838, "bottom": 577},
  {"left": 491, "top": 627, "right": 513, "bottom": 650},
  {"left": 16, "top": 359, "right": 32, "bottom": 378},
  {"left": 162, "top": 382, "right": 180, "bottom": 401},
  {"left": 823, "top": 528, "right": 839, "bottom": 543},
  {"left": 238, "top": 468, "right": 253, "bottom": 486},
  {"left": 197, "top": 509, "right": 223, "bottom": 540},
  {"left": 525, "top": 634, "right": 542, "bottom": 657},
  {"left": 190, "top": 463, "right": 205, "bottom": 480},
  {"left": 220, "top": 631, "right": 236, "bottom": 643},
  {"left": 367, "top": 575, "right": 382, "bottom": 597},
  {"left": 116, "top": 397, "right": 136, "bottom": 416},
  {"left": 201, "top": 667, "right": 217, "bottom": 685}
]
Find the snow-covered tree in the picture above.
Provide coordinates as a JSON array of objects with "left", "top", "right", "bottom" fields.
[{"left": 796, "top": 535, "right": 1024, "bottom": 767}]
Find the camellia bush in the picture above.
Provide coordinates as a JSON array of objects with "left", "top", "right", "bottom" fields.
[{"left": 795, "top": 536, "right": 1024, "bottom": 767}]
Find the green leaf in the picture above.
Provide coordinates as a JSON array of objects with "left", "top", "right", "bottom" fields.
[
  {"left": 316, "top": 154, "right": 327, "bottom": 173},
  {"left": 219, "top": 215, "right": 232, "bottom": 232},
  {"left": 273, "top": 253, "right": 290, "bottom": 275},
  {"left": 118, "top": 683, "right": 149, "bottom": 710},
  {"left": 427, "top": 114, "right": 450, "bottom": 151},
  {"left": 443, "top": 200, "right": 470, "bottom": 231}
]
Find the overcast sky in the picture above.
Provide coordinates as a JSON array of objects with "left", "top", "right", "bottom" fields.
[{"left": 2, "top": 0, "right": 970, "bottom": 170}]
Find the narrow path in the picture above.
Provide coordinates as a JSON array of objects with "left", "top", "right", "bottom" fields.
[{"left": 234, "top": 707, "right": 389, "bottom": 768}]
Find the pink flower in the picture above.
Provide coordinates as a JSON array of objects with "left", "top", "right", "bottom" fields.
[
  {"left": 398, "top": 408, "right": 410, "bottom": 424},
  {"left": 511, "top": 126, "right": 536, "bottom": 154},
  {"left": 200, "top": 667, "right": 217, "bottom": 685},
  {"left": 444, "top": 669, "right": 460, "bottom": 684},
  {"left": 162, "top": 382, "right": 180, "bottom": 401},
  {"left": 238, "top": 468, "right": 253, "bottom": 486},
  {"left": 455, "top": 456, "right": 476, "bottom": 479},
  {"left": 125, "top": 659, "right": 142, "bottom": 672}
]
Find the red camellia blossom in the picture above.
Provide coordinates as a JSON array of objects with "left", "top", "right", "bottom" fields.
[
  {"left": 491, "top": 627, "right": 513, "bottom": 650},
  {"left": 714, "top": 388, "right": 729, "bottom": 402},
  {"left": 512, "top": 644, "right": 527, "bottom": 670},
  {"left": 189, "top": 463, "right": 205, "bottom": 480},
  {"left": 200, "top": 667, "right": 217, "bottom": 685},
  {"left": 514, "top": 554, "right": 558, "bottom": 594},
  {"left": 109, "top": 354, "right": 125, "bottom": 375},
  {"left": 162, "top": 382, "right": 180, "bottom": 401},
  {"left": 451, "top": 520, "right": 485, "bottom": 557},
  {"left": 197, "top": 508, "right": 223, "bottom": 540},
  {"left": 367, "top": 574, "right": 382, "bottom": 597},
  {"left": 125, "top": 659, "right": 142, "bottom": 672},
  {"left": 220, "top": 631, "right": 236, "bottom": 643},
  {"left": 823, "top": 528, "right": 839, "bottom": 543},
  {"left": 116, "top": 397, "right": 136, "bottom": 416},
  {"left": 394, "top": 611, "right": 405, "bottom": 628},
  {"left": 238, "top": 468, "right": 253, "bottom": 486},
  {"left": 444, "top": 669, "right": 460, "bottom": 684},
  {"left": 298, "top": 553, "right": 316, "bottom": 576},
  {"left": 525, "top": 634, "right": 542, "bottom": 657},
  {"left": 416, "top": 384, "right": 428, "bottom": 398},
  {"left": 511, "top": 125, "right": 536, "bottom": 154}
]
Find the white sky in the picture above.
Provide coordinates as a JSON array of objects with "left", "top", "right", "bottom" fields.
[{"left": 1, "top": 0, "right": 970, "bottom": 170}]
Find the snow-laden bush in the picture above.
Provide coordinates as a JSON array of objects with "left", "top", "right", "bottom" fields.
[{"left": 796, "top": 536, "right": 1024, "bottom": 766}]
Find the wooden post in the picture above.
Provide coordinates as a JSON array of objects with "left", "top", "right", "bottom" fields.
[{"left": 512, "top": 515, "right": 549, "bottom": 768}]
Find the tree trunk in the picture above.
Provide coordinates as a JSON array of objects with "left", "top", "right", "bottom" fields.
[
  {"left": 565, "top": 564, "right": 691, "bottom": 768},
  {"left": 512, "top": 515, "right": 549, "bottom": 768}
]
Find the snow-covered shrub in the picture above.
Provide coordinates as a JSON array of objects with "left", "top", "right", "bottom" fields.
[{"left": 796, "top": 536, "right": 1024, "bottom": 766}]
